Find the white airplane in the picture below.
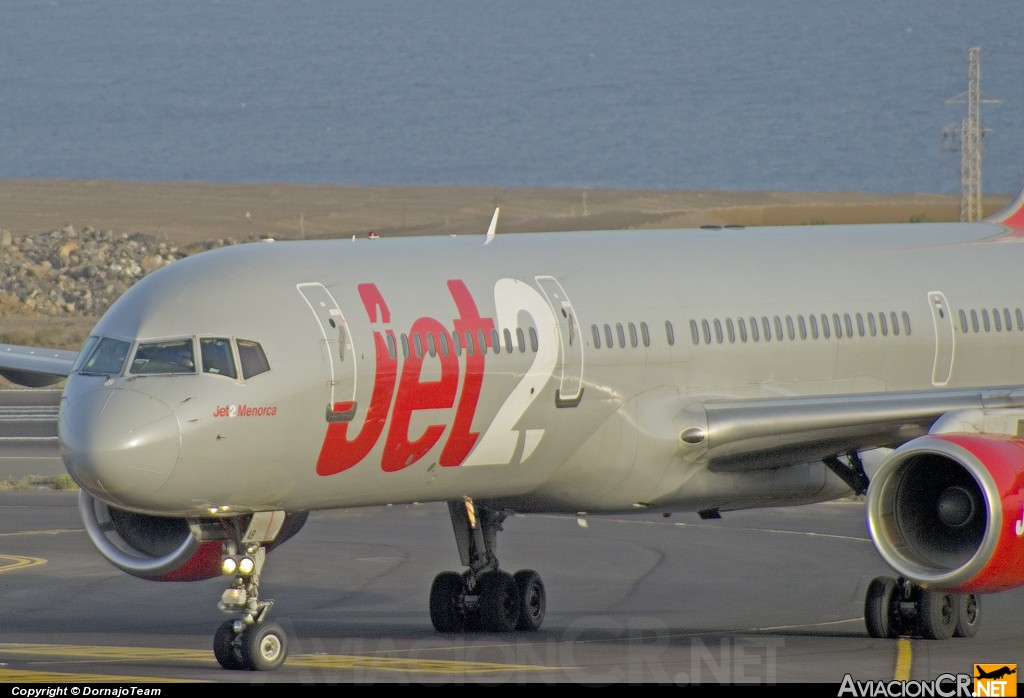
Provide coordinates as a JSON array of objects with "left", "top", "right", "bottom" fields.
[{"left": 3, "top": 187, "right": 1024, "bottom": 671}]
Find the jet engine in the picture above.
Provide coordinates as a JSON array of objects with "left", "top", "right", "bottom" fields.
[
  {"left": 867, "top": 433, "right": 1024, "bottom": 593},
  {"left": 79, "top": 491, "right": 308, "bottom": 582}
]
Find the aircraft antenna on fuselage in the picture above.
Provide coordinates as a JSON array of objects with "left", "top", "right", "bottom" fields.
[{"left": 484, "top": 207, "right": 500, "bottom": 245}]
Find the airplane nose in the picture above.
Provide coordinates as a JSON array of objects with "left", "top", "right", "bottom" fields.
[{"left": 60, "top": 387, "right": 180, "bottom": 503}]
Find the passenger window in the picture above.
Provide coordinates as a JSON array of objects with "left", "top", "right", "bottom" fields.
[
  {"left": 832, "top": 313, "right": 842, "bottom": 339},
  {"left": 1017, "top": 308, "right": 1023, "bottom": 331},
  {"left": 426, "top": 333, "right": 436, "bottom": 358},
  {"left": 666, "top": 321, "right": 676, "bottom": 346},
  {"left": 641, "top": 322, "right": 650, "bottom": 347},
  {"left": 201, "top": 338, "right": 237, "bottom": 379},
  {"left": 797, "top": 315, "right": 807, "bottom": 340},
  {"left": 891, "top": 311, "right": 900, "bottom": 336},
  {"left": 868, "top": 313, "right": 877, "bottom": 336},
  {"left": 993, "top": 309, "right": 1003, "bottom": 332},
  {"left": 490, "top": 329, "right": 501, "bottom": 354},
  {"left": 616, "top": 323, "right": 626, "bottom": 348},
  {"left": 749, "top": 317, "right": 759, "bottom": 342},
  {"left": 516, "top": 328, "right": 526, "bottom": 352},
  {"left": 413, "top": 333, "right": 424, "bottom": 358},
  {"left": 464, "top": 331, "right": 475, "bottom": 356},
  {"left": 689, "top": 320, "right": 699, "bottom": 345},
  {"left": 844, "top": 314, "right": 853, "bottom": 338},
  {"left": 970, "top": 310, "right": 979, "bottom": 333},
  {"left": 714, "top": 319, "right": 724, "bottom": 344},
  {"left": 774, "top": 316, "right": 784, "bottom": 342},
  {"left": 856, "top": 313, "right": 865, "bottom": 337},
  {"left": 131, "top": 338, "right": 196, "bottom": 375},
  {"left": 762, "top": 317, "right": 771, "bottom": 342},
  {"left": 237, "top": 340, "right": 271, "bottom": 379},
  {"left": 902, "top": 311, "right": 911, "bottom": 335},
  {"left": 879, "top": 312, "right": 889, "bottom": 336},
  {"left": 737, "top": 318, "right": 747, "bottom": 343},
  {"left": 809, "top": 314, "right": 819, "bottom": 339},
  {"left": 387, "top": 333, "right": 398, "bottom": 360},
  {"left": 628, "top": 322, "right": 638, "bottom": 348},
  {"left": 529, "top": 327, "right": 539, "bottom": 352},
  {"left": 785, "top": 316, "right": 795, "bottom": 341},
  {"left": 702, "top": 319, "right": 712, "bottom": 345},
  {"left": 452, "top": 332, "right": 462, "bottom": 356},
  {"left": 593, "top": 324, "right": 602, "bottom": 349},
  {"left": 1004, "top": 309, "right": 1012, "bottom": 332},
  {"left": 401, "top": 334, "right": 410, "bottom": 358},
  {"left": 820, "top": 315, "right": 830, "bottom": 340},
  {"left": 478, "top": 330, "right": 489, "bottom": 355},
  {"left": 440, "top": 332, "right": 450, "bottom": 357},
  {"left": 503, "top": 328, "right": 513, "bottom": 353},
  {"left": 604, "top": 324, "right": 613, "bottom": 348},
  {"left": 959, "top": 310, "right": 968, "bottom": 334},
  {"left": 982, "top": 309, "right": 991, "bottom": 333}
]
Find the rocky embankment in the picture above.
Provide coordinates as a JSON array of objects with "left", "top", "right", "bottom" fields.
[{"left": 1, "top": 226, "right": 238, "bottom": 317}]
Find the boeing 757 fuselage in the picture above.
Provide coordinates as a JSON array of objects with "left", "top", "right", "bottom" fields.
[{"left": 4, "top": 190, "right": 1024, "bottom": 670}]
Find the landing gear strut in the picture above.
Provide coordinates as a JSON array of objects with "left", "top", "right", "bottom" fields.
[
  {"left": 429, "top": 497, "right": 546, "bottom": 633},
  {"left": 864, "top": 575, "right": 980, "bottom": 640},
  {"left": 211, "top": 513, "right": 290, "bottom": 671}
]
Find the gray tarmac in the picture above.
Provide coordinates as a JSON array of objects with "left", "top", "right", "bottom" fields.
[
  {"left": 0, "top": 389, "right": 62, "bottom": 481},
  {"left": 0, "top": 390, "right": 1020, "bottom": 685}
]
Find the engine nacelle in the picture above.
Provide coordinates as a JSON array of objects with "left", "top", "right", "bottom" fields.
[
  {"left": 867, "top": 433, "right": 1024, "bottom": 593},
  {"left": 79, "top": 491, "right": 308, "bottom": 582}
]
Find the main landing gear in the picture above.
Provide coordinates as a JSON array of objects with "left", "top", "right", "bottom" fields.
[
  {"left": 429, "top": 498, "right": 547, "bottom": 633},
  {"left": 212, "top": 514, "right": 289, "bottom": 671},
  {"left": 865, "top": 575, "right": 981, "bottom": 640}
]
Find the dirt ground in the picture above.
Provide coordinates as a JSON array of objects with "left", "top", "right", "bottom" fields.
[{"left": 0, "top": 179, "right": 1010, "bottom": 243}]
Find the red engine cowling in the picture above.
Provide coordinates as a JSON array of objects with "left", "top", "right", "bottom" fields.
[
  {"left": 867, "top": 433, "right": 1024, "bottom": 593},
  {"left": 79, "top": 491, "right": 308, "bottom": 582}
]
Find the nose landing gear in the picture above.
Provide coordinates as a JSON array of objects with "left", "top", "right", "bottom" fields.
[{"left": 211, "top": 513, "right": 290, "bottom": 671}]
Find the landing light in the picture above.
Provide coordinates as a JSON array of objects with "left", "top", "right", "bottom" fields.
[
  {"left": 238, "top": 557, "right": 256, "bottom": 575},
  {"left": 221, "top": 557, "right": 238, "bottom": 575}
]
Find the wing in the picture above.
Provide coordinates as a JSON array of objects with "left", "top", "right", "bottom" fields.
[
  {"left": 691, "top": 385, "right": 1024, "bottom": 471},
  {"left": 0, "top": 343, "right": 78, "bottom": 387},
  {"left": 684, "top": 385, "right": 1024, "bottom": 595}
]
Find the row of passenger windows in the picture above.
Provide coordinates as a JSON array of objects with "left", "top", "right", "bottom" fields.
[
  {"left": 361, "top": 305, "right": 1023, "bottom": 362},
  {"left": 958, "top": 307, "right": 1024, "bottom": 334},
  {"left": 591, "top": 322, "right": 652, "bottom": 349},
  {"left": 688, "top": 311, "right": 912, "bottom": 346},
  {"left": 385, "top": 327, "right": 540, "bottom": 360}
]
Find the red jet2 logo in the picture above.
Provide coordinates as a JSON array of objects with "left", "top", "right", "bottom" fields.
[{"left": 316, "top": 278, "right": 566, "bottom": 476}]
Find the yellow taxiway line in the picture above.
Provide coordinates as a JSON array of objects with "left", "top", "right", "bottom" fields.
[
  {"left": 0, "top": 555, "right": 45, "bottom": 573},
  {"left": 0, "top": 643, "right": 560, "bottom": 676}
]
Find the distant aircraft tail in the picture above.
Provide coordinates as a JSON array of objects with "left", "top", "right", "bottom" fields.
[{"left": 986, "top": 180, "right": 1024, "bottom": 227}]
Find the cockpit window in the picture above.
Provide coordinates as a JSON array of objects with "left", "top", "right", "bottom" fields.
[
  {"left": 130, "top": 338, "right": 196, "bottom": 375},
  {"left": 237, "top": 339, "right": 270, "bottom": 379},
  {"left": 71, "top": 336, "right": 100, "bottom": 373},
  {"left": 201, "top": 338, "right": 237, "bottom": 379},
  {"left": 78, "top": 337, "right": 131, "bottom": 375}
]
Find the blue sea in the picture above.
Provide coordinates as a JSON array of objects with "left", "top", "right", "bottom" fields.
[{"left": 1, "top": 1, "right": 1022, "bottom": 195}]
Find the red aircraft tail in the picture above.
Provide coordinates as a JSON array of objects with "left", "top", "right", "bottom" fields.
[{"left": 986, "top": 180, "right": 1024, "bottom": 227}]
